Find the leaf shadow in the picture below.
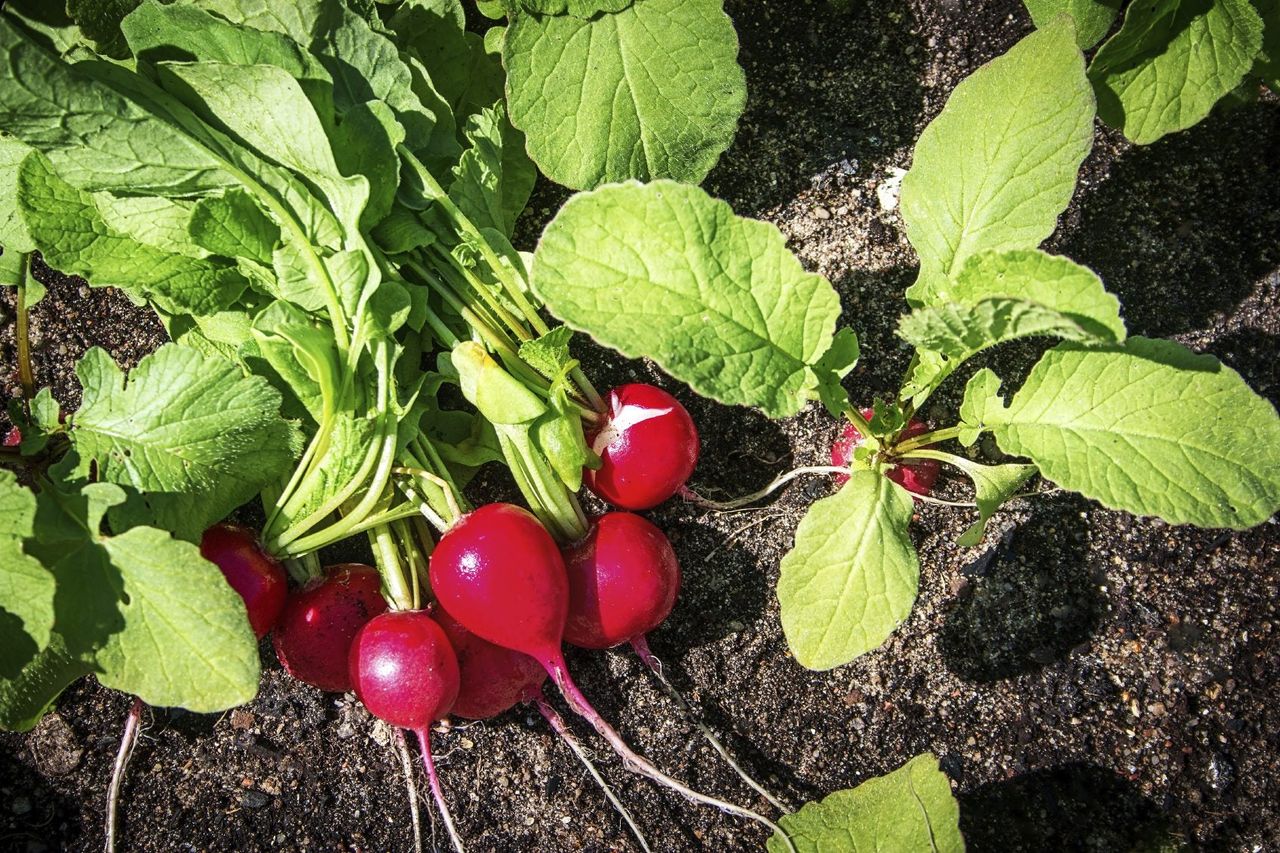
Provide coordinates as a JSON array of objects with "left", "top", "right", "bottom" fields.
[
  {"left": 1057, "top": 100, "right": 1280, "bottom": 338},
  {"left": 1206, "top": 326, "right": 1280, "bottom": 409},
  {"left": 706, "top": 0, "right": 928, "bottom": 217},
  {"left": 938, "top": 493, "right": 1105, "bottom": 683},
  {"left": 959, "top": 763, "right": 1175, "bottom": 852}
]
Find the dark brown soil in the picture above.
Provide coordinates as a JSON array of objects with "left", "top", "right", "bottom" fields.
[{"left": 3, "top": 1, "right": 1279, "bottom": 851}]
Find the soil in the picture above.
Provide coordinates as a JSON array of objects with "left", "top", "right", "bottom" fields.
[{"left": 3, "top": 0, "right": 1279, "bottom": 851}]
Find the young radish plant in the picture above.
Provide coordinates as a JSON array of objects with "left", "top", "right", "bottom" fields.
[
  {"left": 428, "top": 502, "right": 798, "bottom": 850},
  {"left": 529, "top": 18, "right": 1280, "bottom": 845}
]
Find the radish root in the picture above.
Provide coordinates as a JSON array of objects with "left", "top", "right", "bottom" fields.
[
  {"left": 392, "top": 728, "right": 423, "bottom": 853},
  {"left": 413, "top": 728, "right": 464, "bottom": 853},
  {"left": 535, "top": 694, "right": 652, "bottom": 853},
  {"left": 105, "top": 697, "right": 144, "bottom": 853},
  {"left": 631, "top": 636, "right": 788, "bottom": 813}
]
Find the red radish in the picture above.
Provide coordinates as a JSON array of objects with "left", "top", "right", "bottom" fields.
[
  {"left": 561, "top": 512, "right": 680, "bottom": 650},
  {"left": 831, "top": 409, "right": 941, "bottom": 495},
  {"left": 349, "top": 611, "right": 460, "bottom": 730},
  {"left": 429, "top": 502, "right": 793, "bottom": 846},
  {"left": 199, "top": 523, "right": 288, "bottom": 639},
  {"left": 429, "top": 503, "right": 567, "bottom": 663},
  {"left": 585, "top": 383, "right": 699, "bottom": 510},
  {"left": 436, "top": 610, "right": 546, "bottom": 719},
  {"left": 349, "top": 610, "right": 464, "bottom": 853},
  {"left": 2, "top": 426, "right": 20, "bottom": 447},
  {"left": 273, "top": 563, "right": 387, "bottom": 692}
]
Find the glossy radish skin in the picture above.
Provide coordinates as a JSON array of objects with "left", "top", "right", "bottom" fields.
[
  {"left": 436, "top": 610, "right": 547, "bottom": 719},
  {"left": 349, "top": 611, "right": 459, "bottom": 730},
  {"left": 831, "top": 409, "right": 941, "bottom": 495},
  {"left": 430, "top": 503, "right": 568, "bottom": 665},
  {"left": 273, "top": 564, "right": 388, "bottom": 692},
  {"left": 585, "top": 384, "right": 699, "bottom": 510},
  {"left": 562, "top": 512, "right": 681, "bottom": 649},
  {"left": 199, "top": 523, "right": 288, "bottom": 639}
]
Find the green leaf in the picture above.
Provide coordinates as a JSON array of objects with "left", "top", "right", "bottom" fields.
[
  {"left": 92, "top": 194, "right": 205, "bottom": 258},
  {"left": 453, "top": 341, "right": 548, "bottom": 424},
  {"left": 533, "top": 181, "right": 841, "bottom": 418},
  {"left": 1253, "top": 0, "right": 1280, "bottom": 91},
  {"left": 812, "top": 327, "right": 860, "bottom": 418},
  {"left": 504, "top": 0, "right": 746, "bottom": 189},
  {"left": 0, "top": 133, "right": 35, "bottom": 253},
  {"left": 0, "top": 15, "right": 237, "bottom": 195},
  {"left": 189, "top": 188, "right": 281, "bottom": 265},
  {"left": 990, "top": 337, "right": 1280, "bottom": 529},
  {"left": 519, "top": 326, "right": 576, "bottom": 379},
  {"left": 516, "top": 0, "right": 634, "bottom": 16},
  {"left": 16, "top": 152, "right": 249, "bottom": 315},
  {"left": 767, "top": 753, "right": 963, "bottom": 853},
  {"left": 899, "top": 250, "right": 1124, "bottom": 404},
  {"left": 900, "top": 20, "right": 1095, "bottom": 305},
  {"left": 1023, "top": 0, "right": 1121, "bottom": 48},
  {"left": 66, "top": 0, "right": 141, "bottom": 59},
  {"left": 778, "top": 471, "right": 919, "bottom": 670},
  {"left": 0, "top": 634, "right": 90, "bottom": 732},
  {"left": 1089, "top": 0, "right": 1264, "bottom": 144},
  {"left": 67, "top": 345, "right": 300, "bottom": 541},
  {"left": 913, "top": 451, "right": 1038, "bottom": 547},
  {"left": 0, "top": 471, "right": 55, "bottom": 679},
  {"left": 450, "top": 103, "right": 537, "bottom": 237},
  {"left": 958, "top": 368, "right": 1004, "bottom": 447}
]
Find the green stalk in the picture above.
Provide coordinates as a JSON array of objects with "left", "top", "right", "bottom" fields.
[
  {"left": 497, "top": 428, "right": 588, "bottom": 542},
  {"left": 895, "top": 425, "right": 963, "bottom": 455}
]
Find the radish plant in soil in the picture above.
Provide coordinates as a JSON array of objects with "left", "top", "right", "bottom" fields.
[{"left": 528, "top": 17, "right": 1280, "bottom": 843}]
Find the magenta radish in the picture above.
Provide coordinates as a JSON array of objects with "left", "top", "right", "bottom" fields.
[
  {"left": 435, "top": 610, "right": 547, "bottom": 720},
  {"left": 585, "top": 384, "right": 699, "bottom": 510},
  {"left": 199, "top": 523, "right": 288, "bottom": 639},
  {"left": 273, "top": 563, "right": 388, "bottom": 692},
  {"left": 429, "top": 502, "right": 794, "bottom": 848},
  {"left": 349, "top": 610, "right": 464, "bottom": 853},
  {"left": 831, "top": 409, "right": 941, "bottom": 495},
  {"left": 561, "top": 512, "right": 680, "bottom": 650},
  {"left": 2, "top": 426, "right": 20, "bottom": 447}
]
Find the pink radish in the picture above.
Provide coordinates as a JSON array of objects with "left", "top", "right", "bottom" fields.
[
  {"left": 831, "top": 409, "right": 941, "bottom": 494},
  {"left": 429, "top": 502, "right": 794, "bottom": 848},
  {"left": 273, "top": 563, "right": 387, "bottom": 692},
  {"left": 561, "top": 512, "right": 680, "bottom": 650},
  {"left": 199, "top": 523, "right": 287, "bottom": 640},
  {"left": 2, "top": 426, "right": 20, "bottom": 447},
  {"left": 349, "top": 610, "right": 464, "bottom": 853},
  {"left": 435, "top": 609, "right": 546, "bottom": 720},
  {"left": 585, "top": 384, "right": 699, "bottom": 510}
]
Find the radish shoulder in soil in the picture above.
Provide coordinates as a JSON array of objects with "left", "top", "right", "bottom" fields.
[{"left": 274, "top": 564, "right": 387, "bottom": 692}]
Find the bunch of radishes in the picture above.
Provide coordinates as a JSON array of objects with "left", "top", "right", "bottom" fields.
[{"left": 198, "top": 382, "right": 798, "bottom": 849}]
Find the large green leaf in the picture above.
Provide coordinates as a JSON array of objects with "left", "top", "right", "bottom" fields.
[
  {"left": 1023, "top": 0, "right": 1121, "bottom": 48},
  {"left": 1089, "top": 0, "right": 1263, "bottom": 144},
  {"left": 0, "top": 15, "right": 236, "bottom": 195},
  {"left": 532, "top": 181, "right": 841, "bottom": 418},
  {"left": 767, "top": 753, "right": 964, "bottom": 853},
  {"left": 991, "top": 337, "right": 1280, "bottom": 528},
  {"left": 778, "top": 472, "right": 919, "bottom": 670},
  {"left": 450, "top": 103, "right": 537, "bottom": 238},
  {"left": 1254, "top": 0, "right": 1280, "bottom": 91},
  {"left": 16, "top": 153, "right": 249, "bottom": 315},
  {"left": 504, "top": 0, "right": 745, "bottom": 189},
  {"left": 66, "top": 0, "right": 141, "bottom": 58},
  {"left": 0, "top": 472, "right": 55, "bottom": 680},
  {"left": 900, "top": 19, "right": 1095, "bottom": 305},
  {"left": 0, "top": 133, "right": 34, "bottom": 253},
  {"left": 517, "top": 0, "right": 634, "bottom": 16},
  {"left": 67, "top": 345, "right": 300, "bottom": 542}
]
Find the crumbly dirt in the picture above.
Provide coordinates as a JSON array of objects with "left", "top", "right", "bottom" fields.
[{"left": 3, "top": 0, "right": 1279, "bottom": 851}]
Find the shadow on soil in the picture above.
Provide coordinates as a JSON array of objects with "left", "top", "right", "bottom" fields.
[
  {"left": 0, "top": 742, "right": 84, "bottom": 852},
  {"left": 1208, "top": 326, "right": 1280, "bottom": 408},
  {"left": 960, "top": 763, "right": 1175, "bottom": 852},
  {"left": 709, "top": 0, "right": 926, "bottom": 215},
  {"left": 940, "top": 495, "right": 1105, "bottom": 683},
  {"left": 1061, "top": 101, "right": 1280, "bottom": 338}
]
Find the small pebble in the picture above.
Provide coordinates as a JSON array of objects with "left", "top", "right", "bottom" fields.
[{"left": 813, "top": 206, "right": 831, "bottom": 220}]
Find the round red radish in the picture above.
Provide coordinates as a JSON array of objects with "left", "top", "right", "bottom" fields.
[
  {"left": 349, "top": 610, "right": 459, "bottom": 730},
  {"left": 561, "top": 512, "right": 680, "bottom": 649},
  {"left": 831, "top": 408, "right": 940, "bottom": 495},
  {"left": 435, "top": 610, "right": 546, "bottom": 719},
  {"left": 429, "top": 503, "right": 567, "bottom": 665},
  {"left": 2, "top": 426, "right": 21, "bottom": 448},
  {"left": 274, "top": 563, "right": 388, "bottom": 692},
  {"left": 585, "top": 384, "right": 699, "bottom": 510},
  {"left": 199, "top": 523, "right": 288, "bottom": 639}
]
